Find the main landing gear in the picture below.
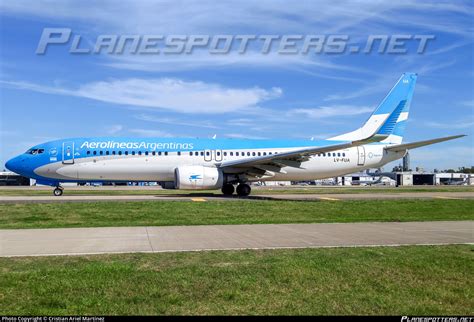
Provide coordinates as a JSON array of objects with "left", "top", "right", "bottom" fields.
[
  {"left": 221, "top": 183, "right": 235, "bottom": 196},
  {"left": 221, "top": 183, "right": 251, "bottom": 197},
  {"left": 53, "top": 187, "right": 63, "bottom": 196},
  {"left": 236, "top": 183, "right": 251, "bottom": 197}
]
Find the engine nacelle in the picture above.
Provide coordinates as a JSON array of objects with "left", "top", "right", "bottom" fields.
[{"left": 174, "top": 166, "right": 224, "bottom": 190}]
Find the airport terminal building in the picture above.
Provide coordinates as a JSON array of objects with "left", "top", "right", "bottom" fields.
[{"left": 2, "top": 169, "right": 473, "bottom": 187}]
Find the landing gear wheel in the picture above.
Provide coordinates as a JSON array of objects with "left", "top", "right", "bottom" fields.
[
  {"left": 221, "top": 183, "right": 235, "bottom": 196},
  {"left": 53, "top": 187, "right": 63, "bottom": 196},
  {"left": 236, "top": 183, "right": 251, "bottom": 197}
]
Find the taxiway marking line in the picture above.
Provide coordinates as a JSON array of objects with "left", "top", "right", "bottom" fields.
[
  {"left": 434, "top": 196, "right": 462, "bottom": 200},
  {"left": 318, "top": 197, "right": 340, "bottom": 201},
  {"left": 191, "top": 198, "right": 207, "bottom": 202}
]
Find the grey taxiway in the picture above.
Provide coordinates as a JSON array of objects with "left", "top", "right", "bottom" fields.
[{"left": 1, "top": 221, "right": 472, "bottom": 257}]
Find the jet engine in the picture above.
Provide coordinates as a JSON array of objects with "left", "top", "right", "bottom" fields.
[{"left": 174, "top": 166, "right": 224, "bottom": 190}]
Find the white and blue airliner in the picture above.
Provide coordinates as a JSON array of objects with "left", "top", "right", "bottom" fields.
[{"left": 5, "top": 73, "right": 465, "bottom": 196}]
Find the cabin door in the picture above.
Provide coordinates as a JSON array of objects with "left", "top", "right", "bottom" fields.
[
  {"left": 62, "top": 141, "right": 75, "bottom": 164},
  {"left": 357, "top": 146, "right": 365, "bottom": 166}
]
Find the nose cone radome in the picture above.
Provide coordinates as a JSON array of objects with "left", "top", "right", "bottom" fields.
[{"left": 5, "top": 156, "right": 23, "bottom": 174}]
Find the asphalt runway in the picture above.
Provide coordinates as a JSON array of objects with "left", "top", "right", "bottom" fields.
[
  {"left": 0, "top": 191, "right": 473, "bottom": 203},
  {"left": 1, "top": 221, "right": 472, "bottom": 257}
]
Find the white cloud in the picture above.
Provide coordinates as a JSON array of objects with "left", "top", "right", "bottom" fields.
[
  {"left": 2, "top": 1, "right": 471, "bottom": 73},
  {"left": 135, "top": 114, "right": 220, "bottom": 129},
  {"left": 105, "top": 124, "right": 123, "bottom": 134},
  {"left": 128, "top": 129, "right": 173, "bottom": 137},
  {"left": 408, "top": 145, "right": 474, "bottom": 170},
  {"left": 425, "top": 120, "right": 474, "bottom": 130},
  {"left": 461, "top": 100, "right": 474, "bottom": 108},
  {"left": 224, "top": 133, "right": 267, "bottom": 140},
  {"left": 104, "top": 51, "right": 357, "bottom": 73},
  {"left": 2, "top": 1, "right": 471, "bottom": 36},
  {"left": 78, "top": 78, "right": 283, "bottom": 113},
  {"left": 0, "top": 78, "right": 282, "bottom": 114},
  {"left": 323, "top": 85, "right": 381, "bottom": 102},
  {"left": 290, "top": 105, "right": 373, "bottom": 119},
  {"left": 227, "top": 118, "right": 257, "bottom": 127}
]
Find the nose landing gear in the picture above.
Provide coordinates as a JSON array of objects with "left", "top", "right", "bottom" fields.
[{"left": 53, "top": 187, "right": 63, "bottom": 196}]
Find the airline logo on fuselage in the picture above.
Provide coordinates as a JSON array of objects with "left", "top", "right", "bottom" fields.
[{"left": 80, "top": 141, "right": 194, "bottom": 150}]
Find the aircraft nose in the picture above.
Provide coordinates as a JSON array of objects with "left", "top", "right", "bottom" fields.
[{"left": 5, "top": 156, "right": 23, "bottom": 174}]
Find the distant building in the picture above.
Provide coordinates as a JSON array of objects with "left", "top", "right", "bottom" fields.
[
  {"left": 394, "top": 172, "right": 473, "bottom": 186},
  {"left": 259, "top": 181, "right": 291, "bottom": 186},
  {"left": 0, "top": 171, "right": 31, "bottom": 186},
  {"left": 402, "top": 152, "right": 410, "bottom": 171}
]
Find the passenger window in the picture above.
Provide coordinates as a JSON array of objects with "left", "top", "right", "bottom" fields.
[
  {"left": 332, "top": 153, "right": 336, "bottom": 157},
  {"left": 230, "top": 152, "right": 233, "bottom": 156},
  {"left": 200, "top": 151, "right": 204, "bottom": 156},
  {"left": 152, "top": 151, "right": 156, "bottom": 156},
  {"left": 132, "top": 151, "right": 136, "bottom": 155},
  {"left": 177, "top": 151, "right": 181, "bottom": 156},
  {"left": 236, "top": 152, "right": 239, "bottom": 156},
  {"left": 106, "top": 151, "right": 109, "bottom": 155},
  {"left": 337, "top": 153, "right": 341, "bottom": 157},
  {"left": 223, "top": 152, "right": 227, "bottom": 156},
  {"left": 252, "top": 152, "right": 256, "bottom": 156},
  {"left": 118, "top": 151, "right": 122, "bottom": 155},
  {"left": 112, "top": 151, "right": 116, "bottom": 155},
  {"left": 263, "top": 152, "right": 266, "bottom": 156},
  {"left": 158, "top": 151, "right": 162, "bottom": 156},
  {"left": 145, "top": 151, "right": 148, "bottom": 156},
  {"left": 164, "top": 152, "right": 168, "bottom": 156},
  {"left": 87, "top": 151, "right": 90, "bottom": 155},
  {"left": 342, "top": 153, "right": 345, "bottom": 157},
  {"left": 125, "top": 151, "right": 129, "bottom": 155},
  {"left": 93, "top": 151, "right": 97, "bottom": 155},
  {"left": 100, "top": 151, "right": 103, "bottom": 155},
  {"left": 257, "top": 152, "right": 261, "bottom": 156},
  {"left": 247, "top": 152, "right": 250, "bottom": 156},
  {"left": 206, "top": 151, "right": 210, "bottom": 156},
  {"left": 138, "top": 151, "right": 142, "bottom": 155},
  {"left": 269, "top": 152, "right": 272, "bottom": 155},
  {"left": 216, "top": 151, "right": 220, "bottom": 156}
]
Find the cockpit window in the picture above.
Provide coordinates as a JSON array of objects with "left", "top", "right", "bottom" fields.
[{"left": 26, "top": 148, "right": 45, "bottom": 155}]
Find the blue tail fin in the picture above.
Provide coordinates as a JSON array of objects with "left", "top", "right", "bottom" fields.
[
  {"left": 329, "top": 73, "right": 417, "bottom": 143},
  {"left": 379, "top": 73, "right": 417, "bottom": 143}
]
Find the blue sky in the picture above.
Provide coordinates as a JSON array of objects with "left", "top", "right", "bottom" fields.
[{"left": 0, "top": 0, "right": 473, "bottom": 171}]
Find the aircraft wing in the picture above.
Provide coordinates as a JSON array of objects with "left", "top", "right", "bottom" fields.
[
  {"left": 217, "top": 100, "right": 408, "bottom": 175},
  {"left": 217, "top": 134, "right": 385, "bottom": 176},
  {"left": 384, "top": 135, "right": 466, "bottom": 152}
]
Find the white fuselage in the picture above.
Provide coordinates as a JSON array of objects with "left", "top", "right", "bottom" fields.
[{"left": 34, "top": 144, "right": 405, "bottom": 182}]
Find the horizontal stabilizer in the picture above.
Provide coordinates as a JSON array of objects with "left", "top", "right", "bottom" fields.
[{"left": 384, "top": 135, "right": 466, "bottom": 152}]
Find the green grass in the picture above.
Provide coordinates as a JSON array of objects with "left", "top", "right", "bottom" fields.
[
  {"left": 0, "top": 245, "right": 472, "bottom": 315},
  {"left": 1, "top": 199, "right": 473, "bottom": 229},
  {"left": 0, "top": 185, "right": 473, "bottom": 196}
]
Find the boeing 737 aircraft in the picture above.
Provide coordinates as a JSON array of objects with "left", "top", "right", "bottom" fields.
[{"left": 5, "top": 73, "right": 465, "bottom": 196}]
